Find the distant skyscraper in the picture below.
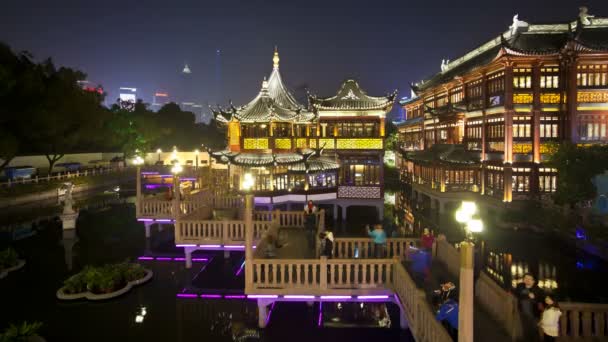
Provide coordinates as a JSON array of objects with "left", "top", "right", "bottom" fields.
[
  {"left": 119, "top": 87, "right": 137, "bottom": 104},
  {"left": 152, "top": 92, "right": 170, "bottom": 111},
  {"left": 215, "top": 49, "right": 222, "bottom": 103}
]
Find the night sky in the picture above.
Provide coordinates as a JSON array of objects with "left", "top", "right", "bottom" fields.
[{"left": 2, "top": 0, "right": 607, "bottom": 119}]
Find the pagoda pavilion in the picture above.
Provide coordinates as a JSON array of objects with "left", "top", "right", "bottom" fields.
[{"left": 210, "top": 49, "right": 396, "bottom": 219}]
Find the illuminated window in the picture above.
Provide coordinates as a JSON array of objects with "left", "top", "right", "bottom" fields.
[
  {"left": 513, "top": 68, "right": 532, "bottom": 89},
  {"left": 450, "top": 86, "right": 463, "bottom": 103},
  {"left": 579, "top": 116, "right": 608, "bottom": 141},
  {"left": 539, "top": 174, "right": 557, "bottom": 192},
  {"left": 512, "top": 174, "right": 530, "bottom": 193},
  {"left": 540, "top": 67, "right": 560, "bottom": 89},
  {"left": 577, "top": 64, "right": 608, "bottom": 87},
  {"left": 341, "top": 164, "right": 380, "bottom": 186}
]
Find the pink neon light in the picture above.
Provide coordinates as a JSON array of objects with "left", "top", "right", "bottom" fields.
[
  {"left": 137, "top": 219, "right": 154, "bottom": 222},
  {"left": 174, "top": 257, "right": 185, "bottom": 261},
  {"left": 156, "top": 257, "right": 172, "bottom": 261},
  {"left": 247, "top": 295, "right": 278, "bottom": 299},
  {"left": 176, "top": 294, "right": 198, "bottom": 298},
  {"left": 200, "top": 294, "right": 222, "bottom": 298},
  {"left": 156, "top": 219, "right": 172, "bottom": 222},
  {"left": 284, "top": 295, "right": 315, "bottom": 299},
  {"left": 357, "top": 295, "right": 389, "bottom": 299},
  {"left": 176, "top": 244, "right": 197, "bottom": 247},
  {"left": 224, "top": 295, "right": 247, "bottom": 299},
  {"left": 199, "top": 244, "right": 221, "bottom": 248},
  {"left": 137, "top": 257, "right": 154, "bottom": 260},
  {"left": 224, "top": 245, "right": 245, "bottom": 249},
  {"left": 320, "top": 296, "right": 351, "bottom": 299},
  {"left": 235, "top": 261, "right": 246, "bottom": 276},
  {"left": 192, "top": 258, "right": 208, "bottom": 261}
]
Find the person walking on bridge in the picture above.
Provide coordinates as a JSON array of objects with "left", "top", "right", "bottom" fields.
[{"left": 368, "top": 224, "right": 387, "bottom": 258}]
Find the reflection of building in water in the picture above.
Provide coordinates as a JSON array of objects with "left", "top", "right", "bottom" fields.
[
  {"left": 176, "top": 298, "right": 258, "bottom": 340},
  {"left": 485, "top": 251, "right": 558, "bottom": 292},
  {"left": 322, "top": 302, "right": 392, "bottom": 328}
]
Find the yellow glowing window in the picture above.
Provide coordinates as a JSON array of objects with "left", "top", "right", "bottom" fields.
[
  {"left": 244, "top": 138, "right": 269, "bottom": 150},
  {"left": 296, "top": 138, "right": 308, "bottom": 149},
  {"left": 274, "top": 138, "right": 291, "bottom": 149},
  {"left": 513, "top": 93, "right": 533, "bottom": 104},
  {"left": 336, "top": 138, "right": 383, "bottom": 149}
]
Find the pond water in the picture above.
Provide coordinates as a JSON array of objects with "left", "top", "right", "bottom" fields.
[{"left": 0, "top": 195, "right": 413, "bottom": 342}]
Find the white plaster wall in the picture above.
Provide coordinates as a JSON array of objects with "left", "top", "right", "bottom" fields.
[{"left": 7, "top": 152, "right": 123, "bottom": 169}]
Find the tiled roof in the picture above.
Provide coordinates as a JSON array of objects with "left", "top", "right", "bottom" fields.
[
  {"left": 309, "top": 79, "right": 396, "bottom": 111},
  {"left": 413, "top": 16, "right": 608, "bottom": 93},
  {"left": 405, "top": 144, "right": 479, "bottom": 165},
  {"left": 210, "top": 150, "right": 339, "bottom": 172}
]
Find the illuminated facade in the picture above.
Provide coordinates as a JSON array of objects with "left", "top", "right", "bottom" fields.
[
  {"left": 211, "top": 49, "right": 395, "bottom": 218},
  {"left": 396, "top": 11, "right": 608, "bottom": 223}
]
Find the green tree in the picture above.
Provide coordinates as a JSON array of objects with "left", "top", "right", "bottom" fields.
[{"left": 548, "top": 142, "right": 608, "bottom": 207}]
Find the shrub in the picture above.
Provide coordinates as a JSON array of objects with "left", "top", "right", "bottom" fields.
[
  {"left": 0, "top": 321, "right": 43, "bottom": 342},
  {"left": 62, "top": 262, "right": 146, "bottom": 294},
  {"left": 0, "top": 248, "right": 19, "bottom": 270},
  {"left": 63, "top": 272, "right": 87, "bottom": 294}
]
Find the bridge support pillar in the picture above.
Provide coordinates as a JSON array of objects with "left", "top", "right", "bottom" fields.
[
  {"left": 184, "top": 247, "right": 196, "bottom": 269},
  {"left": 333, "top": 205, "right": 338, "bottom": 221},
  {"left": 144, "top": 222, "right": 152, "bottom": 238},
  {"left": 224, "top": 250, "right": 230, "bottom": 259},
  {"left": 341, "top": 205, "right": 348, "bottom": 220},
  {"left": 257, "top": 300, "right": 269, "bottom": 328},
  {"left": 157, "top": 224, "right": 164, "bottom": 232},
  {"left": 458, "top": 241, "right": 475, "bottom": 342}
]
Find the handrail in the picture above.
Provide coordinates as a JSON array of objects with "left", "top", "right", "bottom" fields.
[
  {"left": 559, "top": 302, "right": 608, "bottom": 339},
  {"left": 176, "top": 220, "right": 271, "bottom": 244},
  {"left": 475, "top": 272, "right": 522, "bottom": 340},
  {"left": 250, "top": 257, "right": 395, "bottom": 293},
  {"left": 333, "top": 238, "right": 421, "bottom": 259},
  {"left": 392, "top": 262, "right": 453, "bottom": 342}
]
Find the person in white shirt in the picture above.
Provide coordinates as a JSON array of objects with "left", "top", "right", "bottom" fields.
[{"left": 539, "top": 294, "right": 561, "bottom": 341}]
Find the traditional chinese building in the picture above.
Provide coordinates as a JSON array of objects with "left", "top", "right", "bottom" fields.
[
  {"left": 211, "top": 49, "right": 395, "bottom": 219},
  {"left": 396, "top": 9, "right": 608, "bottom": 227}
]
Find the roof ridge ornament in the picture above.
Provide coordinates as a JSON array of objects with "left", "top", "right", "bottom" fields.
[
  {"left": 440, "top": 59, "right": 450, "bottom": 72},
  {"left": 510, "top": 14, "right": 529, "bottom": 36},
  {"left": 579, "top": 6, "right": 594, "bottom": 26},
  {"left": 273, "top": 46, "right": 280, "bottom": 69},
  {"left": 341, "top": 89, "right": 359, "bottom": 100}
]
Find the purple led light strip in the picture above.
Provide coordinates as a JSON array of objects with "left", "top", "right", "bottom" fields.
[
  {"left": 235, "top": 261, "right": 246, "bottom": 277},
  {"left": 200, "top": 294, "right": 222, "bottom": 298},
  {"left": 318, "top": 302, "right": 323, "bottom": 327},
  {"left": 137, "top": 256, "right": 208, "bottom": 262},
  {"left": 265, "top": 302, "right": 276, "bottom": 326},
  {"left": 176, "top": 293, "right": 198, "bottom": 298},
  {"left": 247, "top": 295, "right": 278, "bottom": 299},
  {"left": 224, "top": 295, "right": 247, "bottom": 299}
]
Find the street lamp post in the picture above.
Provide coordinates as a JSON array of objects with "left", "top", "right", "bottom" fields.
[
  {"left": 454, "top": 201, "right": 483, "bottom": 342},
  {"left": 132, "top": 156, "right": 144, "bottom": 217},
  {"left": 171, "top": 160, "right": 183, "bottom": 223},
  {"left": 242, "top": 173, "right": 255, "bottom": 292}
]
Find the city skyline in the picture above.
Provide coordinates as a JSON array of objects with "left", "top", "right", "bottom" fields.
[{"left": 3, "top": 0, "right": 606, "bottom": 119}]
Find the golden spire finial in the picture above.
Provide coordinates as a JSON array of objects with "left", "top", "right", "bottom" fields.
[{"left": 273, "top": 46, "right": 279, "bottom": 69}]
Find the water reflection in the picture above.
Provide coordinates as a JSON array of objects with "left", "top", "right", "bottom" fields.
[{"left": 61, "top": 228, "right": 78, "bottom": 271}]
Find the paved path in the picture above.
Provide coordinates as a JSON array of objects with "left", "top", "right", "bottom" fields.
[
  {"left": 405, "top": 250, "right": 512, "bottom": 342},
  {"left": 258, "top": 227, "right": 316, "bottom": 259}
]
